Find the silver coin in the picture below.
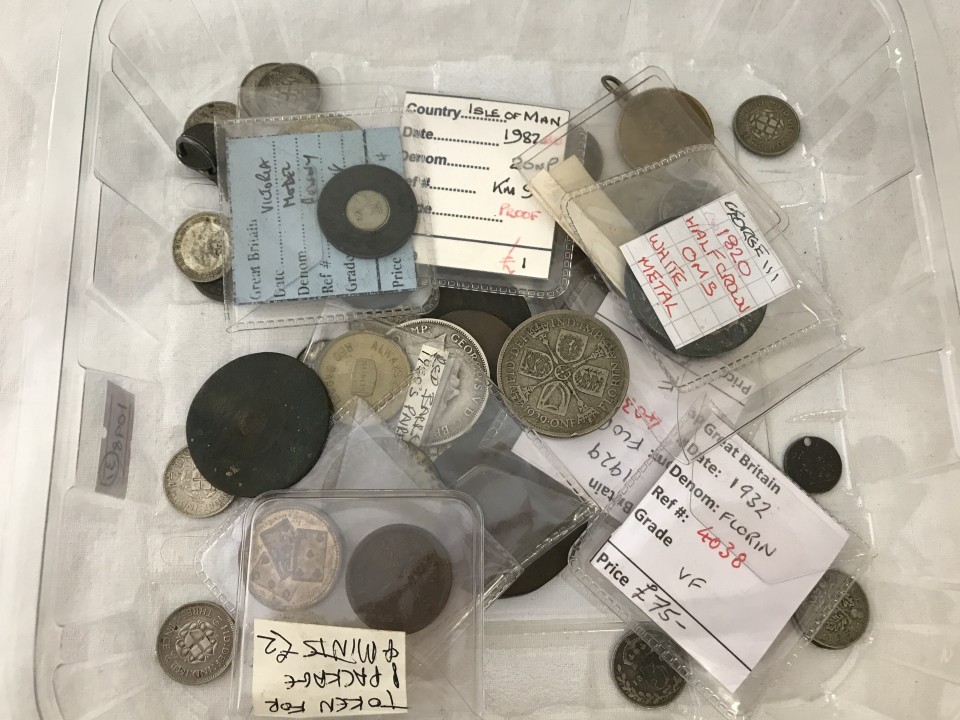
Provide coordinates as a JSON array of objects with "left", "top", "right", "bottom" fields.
[
  {"left": 172, "top": 212, "right": 226, "bottom": 283},
  {"left": 734, "top": 95, "right": 800, "bottom": 157},
  {"left": 394, "top": 319, "right": 490, "bottom": 445},
  {"left": 163, "top": 447, "right": 234, "bottom": 518},
  {"left": 346, "top": 189, "right": 391, "bottom": 231},
  {"left": 239, "top": 63, "right": 281, "bottom": 116},
  {"left": 281, "top": 114, "right": 362, "bottom": 134},
  {"left": 794, "top": 569, "right": 870, "bottom": 650},
  {"left": 184, "top": 101, "right": 238, "bottom": 132},
  {"left": 249, "top": 504, "right": 342, "bottom": 611},
  {"left": 254, "top": 63, "right": 323, "bottom": 117},
  {"left": 156, "top": 601, "right": 234, "bottom": 685}
]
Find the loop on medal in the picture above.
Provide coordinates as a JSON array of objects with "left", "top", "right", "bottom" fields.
[{"left": 601, "top": 75, "right": 623, "bottom": 93}]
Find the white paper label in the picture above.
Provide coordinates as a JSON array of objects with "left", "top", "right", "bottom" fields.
[
  {"left": 253, "top": 619, "right": 407, "bottom": 717},
  {"left": 512, "top": 296, "right": 757, "bottom": 519},
  {"left": 395, "top": 343, "right": 450, "bottom": 446},
  {"left": 403, "top": 92, "right": 569, "bottom": 279},
  {"left": 620, "top": 191, "right": 794, "bottom": 348},
  {"left": 591, "top": 420, "right": 848, "bottom": 692}
]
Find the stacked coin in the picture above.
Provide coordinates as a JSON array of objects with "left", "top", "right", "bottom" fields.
[{"left": 240, "top": 62, "right": 323, "bottom": 117}]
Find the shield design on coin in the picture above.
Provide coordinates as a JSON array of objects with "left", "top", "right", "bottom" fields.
[
  {"left": 350, "top": 358, "right": 377, "bottom": 397},
  {"left": 555, "top": 330, "right": 588, "bottom": 363},
  {"left": 518, "top": 348, "right": 553, "bottom": 380},
  {"left": 537, "top": 380, "right": 572, "bottom": 416},
  {"left": 291, "top": 529, "right": 330, "bottom": 582},
  {"left": 573, "top": 365, "right": 609, "bottom": 398},
  {"left": 177, "top": 620, "right": 218, "bottom": 663}
]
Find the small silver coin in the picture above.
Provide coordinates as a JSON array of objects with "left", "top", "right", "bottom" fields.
[
  {"left": 255, "top": 63, "right": 323, "bottom": 117},
  {"left": 184, "top": 101, "right": 238, "bottom": 132},
  {"left": 734, "top": 95, "right": 801, "bottom": 157},
  {"left": 794, "top": 569, "right": 870, "bottom": 650},
  {"left": 156, "top": 601, "right": 234, "bottom": 685},
  {"left": 346, "top": 189, "right": 391, "bottom": 231},
  {"left": 394, "top": 319, "right": 490, "bottom": 445},
  {"left": 163, "top": 447, "right": 234, "bottom": 518},
  {"left": 249, "top": 504, "right": 342, "bottom": 611},
  {"left": 173, "top": 212, "right": 226, "bottom": 283}
]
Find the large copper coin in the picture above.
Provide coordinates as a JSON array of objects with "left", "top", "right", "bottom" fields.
[{"left": 186, "top": 352, "right": 330, "bottom": 498}]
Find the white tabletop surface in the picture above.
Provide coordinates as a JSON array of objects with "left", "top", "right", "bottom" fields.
[{"left": 3, "top": 1, "right": 960, "bottom": 719}]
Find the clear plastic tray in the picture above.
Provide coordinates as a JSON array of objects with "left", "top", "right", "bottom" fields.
[{"left": 29, "top": 0, "right": 960, "bottom": 719}]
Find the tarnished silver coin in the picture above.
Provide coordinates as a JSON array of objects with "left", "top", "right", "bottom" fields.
[
  {"left": 239, "top": 62, "right": 281, "bottom": 116},
  {"left": 612, "top": 633, "right": 685, "bottom": 707},
  {"left": 312, "top": 331, "right": 412, "bottom": 418},
  {"left": 498, "top": 310, "right": 629, "bottom": 438},
  {"left": 184, "top": 101, "right": 238, "bottom": 131},
  {"left": 163, "top": 447, "right": 234, "bottom": 518},
  {"left": 249, "top": 504, "right": 342, "bottom": 612},
  {"left": 255, "top": 63, "right": 323, "bottom": 117},
  {"left": 282, "top": 114, "right": 362, "bottom": 134},
  {"left": 794, "top": 569, "right": 870, "bottom": 650},
  {"left": 172, "top": 212, "right": 226, "bottom": 283},
  {"left": 734, "top": 95, "right": 800, "bottom": 157},
  {"left": 156, "top": 601, "right": 233, "bottom": 685},
  {"left": 394, "top": 319, "right": 490, "bottom": 445}
]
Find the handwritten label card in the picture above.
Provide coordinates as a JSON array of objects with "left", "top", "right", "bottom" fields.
[
  {"left": 620, "top": 191, "right": 794, "bottom": 348},
  {"left": 227, "top": 127, "right": 418, "bottom": 305},
  {"left": 395, "top": 342, "right": 450, "bottom": 447},
  {"left": 591, "top": 419, "right": 847, "bottom": 692},
  {"left": 403, "top": 92, "right": 569, "bottom": 279},
  {"left": 253, "top": 619, "right": 407, "bottom": 717}
]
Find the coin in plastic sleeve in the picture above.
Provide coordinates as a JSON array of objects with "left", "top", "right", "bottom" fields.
[
  {"left": 173, "top": 212, "right": 226, "bottom": 283},
  {"left": 184, "top": 101, "right": 237, "bottom": 132},
  {"left": 783, "top": 436, "right": 843, "bottom": 494},
  {"left": 162, "top": 447, "right": 234, "bottom": 518},
  {"left": 611, "top": 632, "right": 685, "bottom": 707},
  {"left": 734, "top": 95, "right": 801, "bottom": 157},
  {"left": 156, "top": 601, "right": 234, "bottom": 685}
]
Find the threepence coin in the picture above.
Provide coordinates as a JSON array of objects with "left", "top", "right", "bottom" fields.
[
  {"left": 156, "top": 601, "right": 234, "bottom": 685},
  {"left": 313, "top": 331, "right": 412, "bottom": 418},
  {"left": 612, "top": 633, "right": 686, "bottom": 707},
  {"left": 249, "top": 504, "right": 342, "bottom": 612},
  {"left": 345, "top": 524, "right": 453, "bottom": 634},
  {"left": 794, "top": 569, "right": 870, "bottom": 650},
  {"left": 497, "top": 310, "right": 628, "bottom": 438},
  {"left": 395, "top": 318, "right": 490, "bottom": 445},
  {"left": 783, "top": 436, "right": 843, "bottom": 494},
  {"left": 173, "top": 212, "right": 226, "bottom": 283},
  {"left": 734, "top": 95, "right": 801, "bottom": 157},
  {"left": 163, "top": 447, "right": 234, "bottom": 518},
  {"left": 184, "top": 101, "right": 238, "bottom": 131}
]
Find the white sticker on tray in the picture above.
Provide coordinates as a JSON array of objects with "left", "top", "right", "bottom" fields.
[
  {"left": 253, "top": 619, "right": 407, "bottom": 717},
  {"left": 403, "top": 92, "right": 569, "bottom": 279},
  {"left": 620, "top": 191, "right": 794, "bottom": 349},
  {"left": 591, "top": 419, "right": 848, "bottom": 692}
]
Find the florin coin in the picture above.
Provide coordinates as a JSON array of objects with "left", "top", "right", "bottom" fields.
[
  {"left": 345, "top": 524, "right": 453, "bottom": 634},
  {"left": 500, "top": 522, "right": 587, "bottom": 598},
  {"left": 173, "top": 212, "right": 226, "bottom": 283},
  {"left": 186, "top": 352, "right": 331, "bottom": 498},
  {"left": 395, "top": 319, "right": 490, "bottom": 444},
  {"left": 439, "top": 309, "right": 512, "bottom": 379},
  {"left": 249, "top": 504, "right": 342, "bottom": 611},
  {"left": 255, "top": 63, "right": 323, "bottom": 116},
  {"left": 734, "top": 95, "right": 801, "bottom": 157},
  {"left": 162, "top": 447, "right": 234, "bottom": 518},
  {"left": 623, "top": 264, "right": 767, "bottom": 358},
  {"left": 794, "top": 569, "right": 870, "bottom": 649},
  {"left": 427, "top": 287, "right": 532, "bottom": 329},
  {"left": 612, "top": 633, "right": 686, "bottom": 707},
  {"left": 497, "top": 311, "right": 628, "bottom": 438},
  {"left": 184, "top": 101, "right": 238, "bottom": 131},
  {"left": 313, "top": 331, "right": 412, "bottom": 418},
  {"left": 156, "top": 601, "right": 234, "bottom": 685},
  {"left": 783, "top": 436, "right": 842, "bottom": 494},
  {"left": 318, "top": 164, "right": 419, "bottom": 259},
  {"left": 193, "top": 277, "right": 224, "bottom": 302},
  {"left": 282, "top": 114, "right": 362, "bottom": 134}
]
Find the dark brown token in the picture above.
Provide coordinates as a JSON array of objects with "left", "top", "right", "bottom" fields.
[
  {"left": 345, "top": 524, "right": 453, "bottom": 634},
  {"left": 623, "top": 264, "right": 766, "bottom": 358},
  {"left": 186, "top": 352, "right": 330, "bottom": 498},
  {"left": 500, "top": 523, "right": 587, "bottom": 598},
  {"left": 193, "top": 277, "right": 224, "bottom": 302},
  {"left": 176, "top": 122, "right": 218, "bottom": 181},
  {"left": 440, "top": 309, "right": 513, "bottom": 379},
  {"left": 427, "top": 287, "right": 531, "bottom": 329},
  {"left": 783, "top": 436, "right": 842, "bottom": 494},
  {"left": 612, "top": 633, "right": 686, "bottom": 707}
]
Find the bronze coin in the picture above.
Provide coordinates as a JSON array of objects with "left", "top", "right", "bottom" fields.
[
  {"left": 612, "top": 632, "right": 685, "bottom": 707},
  {"left": 616, "top": 87, "right": 714, "bottom": 169},
  {"left": 345, "top": 524, "right": 453, "bottom": 634}
]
